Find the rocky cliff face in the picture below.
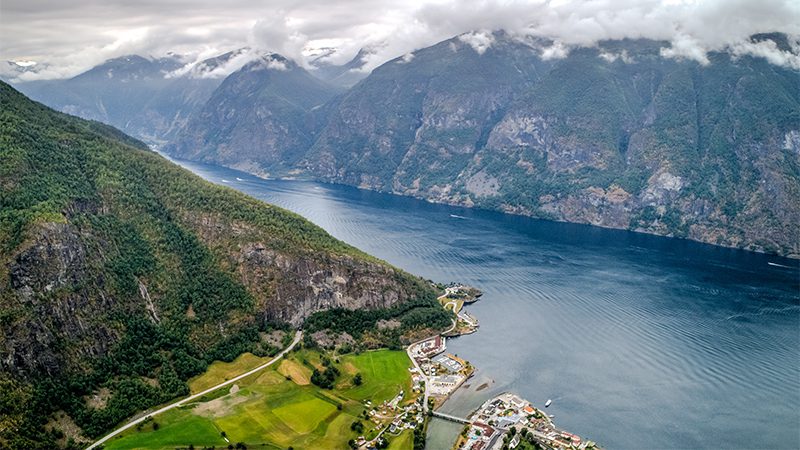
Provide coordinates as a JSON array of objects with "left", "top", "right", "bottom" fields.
[
  {"left": 0, "top": 82, "right": 436, "bottom": 446},
  {"left": 180, "top": 211, "right": 419, "bottom": 328},
  {"left": 5, "top": 223, "right": 115, "bottom": 378},
  {"left": 301, "top": 34, "right": 800, "bottom": 256}
]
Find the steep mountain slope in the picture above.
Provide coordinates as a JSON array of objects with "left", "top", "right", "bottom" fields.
[
  {"left": 305, "top": 33, "right": 553, "bottom": 190},
  {"left": 303, "top": 34, "right": 800, "bottom": 256},
  {"left": 13, "top": 54, "right": 224, "bottom": 143},
  {"left": 166, "top": 53, "right": 341, "bottom": 176},
  {"left": 0, "top": 82, "right": 441, "bottom": 447}
]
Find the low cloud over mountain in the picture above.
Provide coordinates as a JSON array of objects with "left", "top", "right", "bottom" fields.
[{"left": 2, "top": 0, "right": 799, "bottom": 81}]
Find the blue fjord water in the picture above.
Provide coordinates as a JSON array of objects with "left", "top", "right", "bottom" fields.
[{"left": 165, "top": 154, "right": 799, "bottom": 449}]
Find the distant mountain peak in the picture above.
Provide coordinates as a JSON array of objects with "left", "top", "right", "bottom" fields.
[
  {"left": 172, "top": 47, "right": 254, "bottom": 79},
  {"left": 244, "top": 52, "right": 294, "bottom": 72},
  {"left": 308, "top": 47, "right": 373, "bottom": 87}
]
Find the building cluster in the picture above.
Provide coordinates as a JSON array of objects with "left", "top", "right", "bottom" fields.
[
  {"left": 360, "top": 390, "right": 426, "bottom": 449},
  {"left": 408, "top": 336, "right": 470, "bottom": 399},
  {"left": 458, "top": 393, "right": 599, "bottom": 450}
]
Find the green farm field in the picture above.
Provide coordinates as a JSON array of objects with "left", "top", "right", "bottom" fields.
[{"left": 104, "top": 349, "right": 416, "bottom": 450}]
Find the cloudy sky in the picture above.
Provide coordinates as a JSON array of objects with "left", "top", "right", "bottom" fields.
[{"left": 2, "top": 0, "right": 799, "bottom": 80}]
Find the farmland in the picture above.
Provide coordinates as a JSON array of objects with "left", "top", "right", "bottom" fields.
[{"left": 104, "top": 349, "right": 416, "bottom": 449}]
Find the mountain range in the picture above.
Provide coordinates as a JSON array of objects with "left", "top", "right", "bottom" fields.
[{"left": 11, "top": 32, "right": 800, "bottom": 256}]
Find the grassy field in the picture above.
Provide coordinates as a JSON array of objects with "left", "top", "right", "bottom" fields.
[
  {"left": 277, "top": 358, "right": 312, "bottom": 385},
  {"left": 188, "top": 352, "right": 271, "bottom": 393},
  {"left": 104, "top": 349, "right": 416, "bottom": 450},
  {"left": 440, "top": 297, "right": 464, "bottom": 314},
  {"left": 104, "top": 409, "right": 228, "bottom": 449},
  {"left": 338, "top": 350, "right": 413, "bottom": 403},
  {"left": 387, "top": 430, "right": 414, "bottom": 449}
]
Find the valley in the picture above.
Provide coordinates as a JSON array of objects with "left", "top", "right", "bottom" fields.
[{"left": 0, "top": 83, "right": 448, "bottom": 449}]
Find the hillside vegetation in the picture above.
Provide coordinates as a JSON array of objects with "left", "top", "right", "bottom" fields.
[{"left": 0, "top": 82, "right": 441, "bottom": 448}]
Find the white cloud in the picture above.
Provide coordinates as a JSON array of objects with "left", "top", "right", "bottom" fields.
[
  {"left": 398, "top": 52, "right": 415, "bottom": 64},
  {"left": 458, "top": 31, "right": 495, "bottom": 55},
  {"left": 728, "top": 38, "right": 800, "bottom": 70},
  {"left": 1, "top": 0, "right": 799, "bottom": 80},
  {"left": 599, "top": 49, "right": 633, "bottom": 64},
  {"left": 540, "top": 40, "right": 570, "bottom": 60},
  {"left": 262, "top": 56, "right": 289, "bottom": 71},
  {"left": 166, "top": 47, "right": 255, "bottom": 79},
  {"left": 660, "top": 33, "right": 711, "bottom": 65}
]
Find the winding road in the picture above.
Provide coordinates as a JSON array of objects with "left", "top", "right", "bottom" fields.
[
  {"left": 87, "top": 330, "right": 303, "bottom": 450},
  {"left": 406, "top": 317, "right": 456, "bottom": 415}
]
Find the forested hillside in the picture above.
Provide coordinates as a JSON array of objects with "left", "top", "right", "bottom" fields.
[{"left": 0, "top": 82, "right": 445, "bottom": 448}]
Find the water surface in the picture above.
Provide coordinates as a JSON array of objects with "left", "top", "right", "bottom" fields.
[{"left": 165, "top": 154, "right": 800, "bottom": 449}]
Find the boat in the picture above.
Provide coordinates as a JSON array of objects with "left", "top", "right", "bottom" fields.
[{"left": 545, "top": 399, "right": 552, "bottom": 407}]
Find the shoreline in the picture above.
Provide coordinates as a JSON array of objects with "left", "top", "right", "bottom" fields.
[
  {"left": 421, "top": 285, "right": 601, "bottom": 450},
  {"left": 154, "top": 150, "right": 800, "bottom": 260}
]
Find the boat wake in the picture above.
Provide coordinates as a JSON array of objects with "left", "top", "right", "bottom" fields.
[{"left": 725, "top": 304, "right": 800, "bottom": 321}]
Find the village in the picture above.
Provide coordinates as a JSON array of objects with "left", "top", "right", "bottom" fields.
[
  {"left": 355, "top": 392, "right": 428, "bottom": 449},
  {"left": 455, "top": 393, "right": 601, "bottom": 450},
  {"left": 408, "top": 334, "right": 473, "bottom": 405},
  {"left": 364, "top": 284, "right": 600, "bottom": 450},
  {"left": 359, "top": 284, "right": 483, "bottom": 449}
]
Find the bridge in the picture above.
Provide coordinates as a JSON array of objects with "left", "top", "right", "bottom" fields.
[{"left": 432, "top": 410, "right": 471, "bottom": 424}]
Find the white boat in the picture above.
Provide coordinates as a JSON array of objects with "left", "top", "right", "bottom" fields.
[{"left": 545, "top": 399, "right": 552, "bottom": 407}]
